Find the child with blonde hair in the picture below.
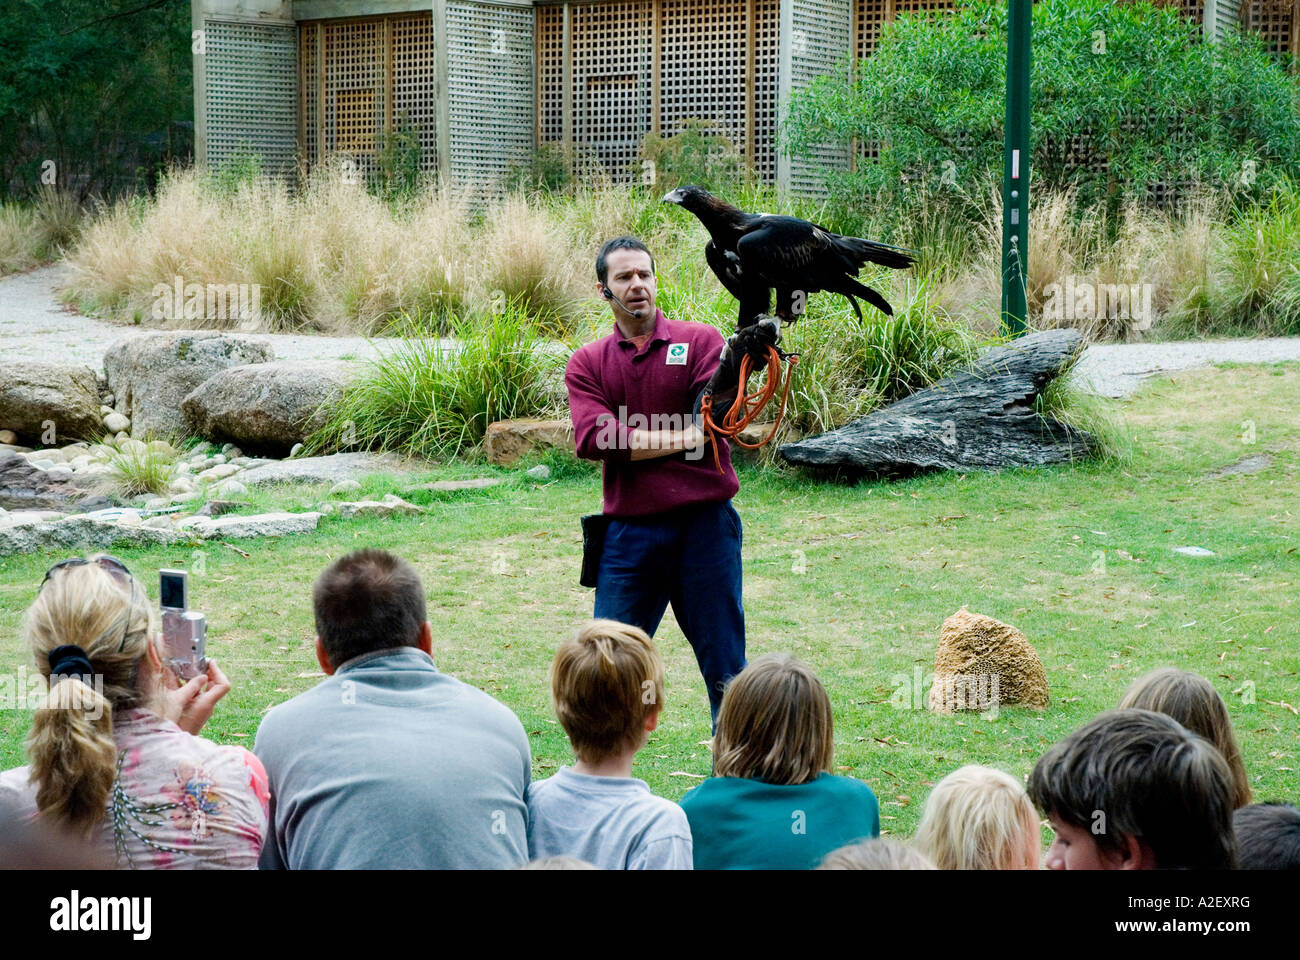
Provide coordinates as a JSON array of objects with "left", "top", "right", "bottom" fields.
[
  {"left": 526, "top": 619, "right": 692, "bottom": 869},
  {"left": 914, "top": 765, "right": 1041, "bottom": 870}
]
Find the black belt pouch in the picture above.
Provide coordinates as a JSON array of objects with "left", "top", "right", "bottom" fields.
[{"left": 579, "top": 513, "right": 613, "bottom": 588}]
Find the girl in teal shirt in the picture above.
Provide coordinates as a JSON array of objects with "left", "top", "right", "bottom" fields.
[{"left": 681, "top": 654, "right": 880, "bottom": 869}]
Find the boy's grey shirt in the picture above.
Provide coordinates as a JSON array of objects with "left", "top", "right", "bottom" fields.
[
  {"left": 254, "top": 646, "right": 531, "bottom": 869},
  {"left": 526, "top": 766, "right": 693, "bottom": 869}
]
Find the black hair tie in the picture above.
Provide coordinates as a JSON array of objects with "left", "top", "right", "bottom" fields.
[{"left": 49, "top": 645, "right": 95, "bottom": 681}]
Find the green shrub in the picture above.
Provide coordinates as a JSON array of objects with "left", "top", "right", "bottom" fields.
[
  {"left": 778, "top": 277, "right": 985, "bottom": 439},
  {"left": 376, "top": 115, "right": 424, "bottom": 199},
  {"left": 785, "top": 0, "right": 1300, "bottom": 217},
  {"left": 307, "top": 302, "right": 568, "bottom": 460},
  {"left": 507, "top": 143, "right": 577, "bottom": 194},
  {"left": 639, "top": 118, "right": 753, "bottom": 196}
]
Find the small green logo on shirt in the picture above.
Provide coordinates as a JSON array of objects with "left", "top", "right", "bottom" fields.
[{"left": 666, "top": 343, "right": 689, "bottom": 366}]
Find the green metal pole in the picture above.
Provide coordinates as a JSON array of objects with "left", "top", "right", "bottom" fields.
[{"left": 1001, "top": 0, "right": 1031, "bottom": 338}]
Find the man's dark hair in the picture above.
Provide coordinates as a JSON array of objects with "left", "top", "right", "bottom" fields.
[
  {"left": 312, "top": 549, "right": 427, "bottom": 667},
  {"left": 1027, "top": 708, "right": 1237, "bottom": 870},
  {"left": 595, "top": 236, "right": 655, "bottom": 285},
  {"left": 1233, "top": 803, "right": 1300, "bottom": 870}
]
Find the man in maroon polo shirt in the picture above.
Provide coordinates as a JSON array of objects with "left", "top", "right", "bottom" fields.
[{"left": 565, "top": 236, "right": 753, "bottom": 723}]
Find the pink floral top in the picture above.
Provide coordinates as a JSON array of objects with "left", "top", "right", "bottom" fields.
[{"left": 0, "top": 708, "right": 269, "bottom": 869}]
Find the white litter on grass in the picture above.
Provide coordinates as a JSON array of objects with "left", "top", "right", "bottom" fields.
[{"left": 1172, "top": 546, "right": 1216, "bottom": 557}]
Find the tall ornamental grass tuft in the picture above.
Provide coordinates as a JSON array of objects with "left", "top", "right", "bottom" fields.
[{"left": 307, "top": 301, "right": 568, "bottom": 460}]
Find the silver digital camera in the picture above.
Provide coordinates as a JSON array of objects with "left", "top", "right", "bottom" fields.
[{"left": 160, "top": 569, "right": 208, "bottom": 681}]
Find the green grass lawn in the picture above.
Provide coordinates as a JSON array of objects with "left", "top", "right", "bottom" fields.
[{"left": 1, "top": 363, "right": 1296, "bottom": 844}]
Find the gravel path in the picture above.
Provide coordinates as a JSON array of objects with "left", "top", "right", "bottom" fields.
[
  {"left": 0, "top": 265, "right": 383, "bottom": 366},
  {"left": 4, "top": 265, "right": 1300, "bottom": 396}
]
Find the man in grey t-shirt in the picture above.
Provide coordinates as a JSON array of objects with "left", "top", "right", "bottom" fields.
[{"left": 254, "top": 549, "right": 531, "bottom": 869}]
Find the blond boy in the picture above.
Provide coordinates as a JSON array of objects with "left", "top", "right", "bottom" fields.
[{"left": 526, "top": 620, "right": 692, "bottom": 869}]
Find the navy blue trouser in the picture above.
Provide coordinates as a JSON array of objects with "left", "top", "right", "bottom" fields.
[{"left": 594, "top": 500, "right": 747, "bottom": 726}]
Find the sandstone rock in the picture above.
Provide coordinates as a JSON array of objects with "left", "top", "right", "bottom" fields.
[
  {"left": 289, "top": 442, "right": 304, "bottom": 458},
  {"left": 239, "top": 452, "right": 407, "bottom": 488},
  {"left": 484, "top": 419, "right": 575, "bottom": 466},
  {"left": 169, "top": 476, "right": 197, "bottom": 494},
  {"left": 0, "top": 362, "right": 104, "bottom": 443},
  {"left": 147, "top": 440, "right": 178, "bottom": 457},
  {"left": 335, "top": 494, "right": 423, "bottom": 519},
  {"left": 142, "top": 515, "right": 176, "bottom": 530},
  {"left": 210, "top": 454, "right": 227, "bottom": 465},
  {"left": 182, "top": 360, "right": 359, "bottom": 455},
  {"left": 0, "top": 430, "right": 16, "bottom": 445},
  {"left": 0, "top": 451, "right": 113, "bottom": 512},
  {"left": 117, "top": 437, "right": 148, "bottom": 457},
  {"left": 928, "top": 608, "right": 1049, "bottom": 714},
  {"left": 187, "top": 511, "right": 322, "bottom": 540},
  {"left": 104, "top": 331, "right": 273, "bottom": 440},
  {"left": 103, "top": 412, "right": 130, "bottom": 433}
]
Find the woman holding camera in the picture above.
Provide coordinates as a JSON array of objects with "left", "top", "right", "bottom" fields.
[{"left": 0, "top": 556, "right": 267, "bottom": 869}]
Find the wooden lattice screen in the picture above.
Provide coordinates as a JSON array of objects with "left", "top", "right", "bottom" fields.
[
  {"left": 570, "top": 1, "right": 654, "bottom": 183},
  {"left": 1244, "top": 0, "right": 1299, "bottom": 58},
  {"left": 204, "top": 19, "right": 298, "bottom": 177},
  {"left": 784, "top": 0, "right": 854, "bottom": 195},
  {"left": 445, "top": 2, "right": 536, "bottom": 196},
  {"left": 536, "top": 0, "right": 782, "bottom": 185},
  {"left": 299, "top": 13, "right": 438, "bottom": 181}
]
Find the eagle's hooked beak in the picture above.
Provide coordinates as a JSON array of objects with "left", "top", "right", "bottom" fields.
[{"left": 662, "top": 188, "right": 685, "bottom": 205}]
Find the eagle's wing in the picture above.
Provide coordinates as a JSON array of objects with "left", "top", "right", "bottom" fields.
[
  {"left": 704, "top": 239, "right": 745, "bottom": 302},
  {"left": 734, "top": 217, "right": 836, "bottom": 282}
]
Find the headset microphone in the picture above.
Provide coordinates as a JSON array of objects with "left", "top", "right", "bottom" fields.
[{"left": 602, "top": 285, "right": 644, "bottom": 318}]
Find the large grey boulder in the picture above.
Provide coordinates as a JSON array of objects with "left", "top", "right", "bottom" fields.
[
  {"left": 239, "top": 452, "right": 407, "bottom": 487},
  {"left": 0, "top": 362, "right": 104, "bottom": 443},
  {"left": 779, "top": 329, "right": 1094, "bottom": 476},
  {"left": 103, "top": 331, "right": 273, "bottom": 440},
  {"left": 181, "top": 360, "right": 358, "bottom": 455},
  {"left": 0, "top": 451, "right": 113, "bottom": 511}
]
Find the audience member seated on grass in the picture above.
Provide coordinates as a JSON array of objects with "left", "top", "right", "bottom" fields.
[
  {"left": 1233, "top": 803, "right": 1300, "bottom": 870},
  {"left": 0, "top": 555, "right": 267, "bottom": 869},
  {"left": 817, "top": 838, "right": 937, "bottom": 870},
  {"left": 253, "top": 549, "right": 532, "bottom": 869},
  {"left": 1028, "top": 709, "right": 1237, "bottom": 870},
  {"left": 1118, "top": 666, "right": 1253, "bottom": 809},
  {"left": 526, "top": 620, "right": 693, "bottom": 869},
  {"left": 913, "top": 765, "right": 1042, "bottom": 870},
  {"left": 679, "top": 654, "right": 880, "bottom": 869}
]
